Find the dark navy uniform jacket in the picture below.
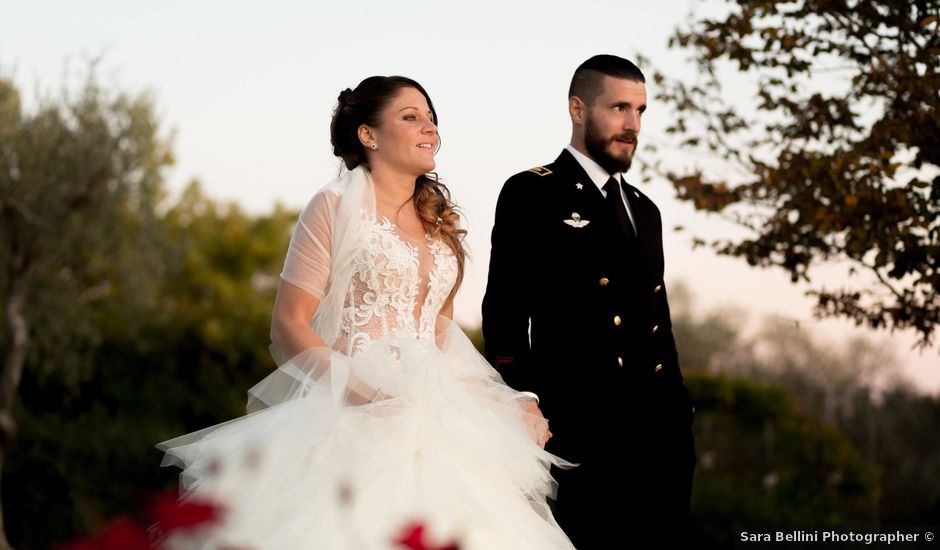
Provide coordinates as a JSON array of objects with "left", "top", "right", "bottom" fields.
[{"left": 482, "top": 149, "right": 695, "bottom": 540}]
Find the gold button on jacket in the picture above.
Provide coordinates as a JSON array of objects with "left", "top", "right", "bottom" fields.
[
  {"left": 613, "top": 315, "right": 622, "bottom": 326},
  {"left": 599, "top": 277, "right": 609, "bottom": 286}
]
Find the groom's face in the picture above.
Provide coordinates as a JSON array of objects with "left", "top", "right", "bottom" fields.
[{"left": 583, "top": 76, "right": 647, "bottom": 174}]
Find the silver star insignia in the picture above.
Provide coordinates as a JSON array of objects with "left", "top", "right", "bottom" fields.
[{"left": 576, "top": 183, "right": 583, "bottom": 190}]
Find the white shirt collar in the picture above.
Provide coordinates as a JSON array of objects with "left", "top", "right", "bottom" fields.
[
  {"left": 564, "top": 144, "right": 626, "bottom": 193},
  {"left": 564, "top": 144, "right": 637, "bottom": 233}
]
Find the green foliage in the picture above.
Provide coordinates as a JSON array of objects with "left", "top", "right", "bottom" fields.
[
  {"left": 671, "top": 291, "right": 940, "bottom": 543},
  {"left": 648, "top": 0, "right": 940, "bottom": 348},
  {"left": 156, "top": 181, "right": 297, "bottom": 423},
  {"left": 687, "top": 373, "right": 879, "bottom": 547},
  {"left": 0, "top": 69, "right": 172, "bottom": 382},
  {"left": 837, "top": 387, "right": 940, "bottom": 525},
  {"left": 5, "top": 182, "right": 298, "bottom": 548},
  {"left": 0, "top": 70, "right": 299, "bottom": 547},
  {"left": 0, "top": 66, "right": 175, "bottom": 548}
]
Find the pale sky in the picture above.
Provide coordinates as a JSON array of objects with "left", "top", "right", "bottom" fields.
[{"left": 3, "top": 0, "right": 937, "bottom": 393}]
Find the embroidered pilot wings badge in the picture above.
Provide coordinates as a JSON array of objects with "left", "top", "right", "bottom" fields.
[{"left": 563, "top": 212, "right": 590, "bottom": 228}]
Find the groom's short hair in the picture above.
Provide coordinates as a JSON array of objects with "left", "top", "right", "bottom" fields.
[{"left": 569, "top": 55, "right": 646, "bottom": 106}]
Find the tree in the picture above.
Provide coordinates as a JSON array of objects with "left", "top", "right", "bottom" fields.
[
  {"left": 0, "top": 68, "right": 172, "bottom": 549},
  {"left": 647, "top": 0, "right": 940, "bottom": 349},
  {"left": 4, "top": 182, "right": 298, "bottom": 549},
  {"left": 687, "top": 373, "right": 879, "bottom": 547},
  {"left": 155, "top": 181, "right": 298, "bottom": 425},
  {"left": 668, "top": 284, "right": 940, "bottom": 529}
]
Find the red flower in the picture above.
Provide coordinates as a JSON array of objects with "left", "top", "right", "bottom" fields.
[
  {"left": 394, "top": 521, "right": 460, "bottom": 550},
  {"left": 57, "top": 491, "right": 227, "bottom": 550},
  {"left": 57, "top": 518, "right": 150, "bottom": 550},
  {"left": 150, "top": 493, "right": 222, "bottom": 532}
]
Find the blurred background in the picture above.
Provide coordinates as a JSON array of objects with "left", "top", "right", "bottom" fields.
[{"left": 1, "top": 0, "right": 937, "bottom": 548}]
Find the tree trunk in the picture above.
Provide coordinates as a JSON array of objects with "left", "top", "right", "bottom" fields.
[{"left": 0, "top": 274, "right": 29, "bottom": 550}]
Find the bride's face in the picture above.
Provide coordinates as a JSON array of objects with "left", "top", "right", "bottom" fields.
[{"left": 362, "top": 87, "right": 438, "bottom": 176}]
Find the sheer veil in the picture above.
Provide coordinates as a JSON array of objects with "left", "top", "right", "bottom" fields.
[
  {"left": 247, "top": 165, "right": 376, "bottom": 412},
  {"left": 157, "top": 165, "right": 573, "bottom": 497},
  {"left": 157, "top": 167, "right": 378, "bottom": 475}
]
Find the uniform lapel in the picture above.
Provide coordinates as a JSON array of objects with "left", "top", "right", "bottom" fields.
[
  {"left": 554, "top": 149, "right": 637, "bottom": 250},
  {"left": 553, "top": 150, "right": 611, "bottom": 219},
  {"left": 622, "top": 180, "right": 656, "bottom": 260}
]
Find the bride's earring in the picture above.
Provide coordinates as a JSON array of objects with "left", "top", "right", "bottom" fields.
[{"left": 370, "top": 143, "right": 377, "bottom": 150}]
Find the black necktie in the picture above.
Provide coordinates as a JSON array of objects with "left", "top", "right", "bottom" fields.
[{"left": 604, "top": 176, "right": 637, "bottom": 242}]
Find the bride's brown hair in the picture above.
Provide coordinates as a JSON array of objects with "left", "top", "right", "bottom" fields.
[{"left": 330, "top": 76, "right": 467, "bottom": 307}]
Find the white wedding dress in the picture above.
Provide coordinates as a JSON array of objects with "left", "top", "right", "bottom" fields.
[{"left": 157, "top": 167, "right": 575, "bottom": 550}]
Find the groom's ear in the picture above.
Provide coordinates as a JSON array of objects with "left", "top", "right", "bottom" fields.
[{"left": 569, "top": 96, "right": 586, "bottom": 125}]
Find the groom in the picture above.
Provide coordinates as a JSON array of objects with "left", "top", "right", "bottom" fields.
[{"left": 483, "top": 55, "right": 695, "bottom": 547}]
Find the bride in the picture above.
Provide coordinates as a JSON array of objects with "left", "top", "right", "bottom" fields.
[{"left": 157, "top": 75, "right": 576, "bottom": 549}]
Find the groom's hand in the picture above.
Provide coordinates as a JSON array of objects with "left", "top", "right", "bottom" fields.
[{"left": 521, "top": 399, "right": 552, "bottom": 449}]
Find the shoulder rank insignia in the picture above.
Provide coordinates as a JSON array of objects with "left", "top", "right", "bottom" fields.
[{"left": 528, "top": 166, "right": 553, "bottom": 176}]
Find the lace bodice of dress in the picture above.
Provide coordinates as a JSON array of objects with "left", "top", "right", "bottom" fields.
[{"left": 334, "top": 213, "right": 458, "bottom": 356}]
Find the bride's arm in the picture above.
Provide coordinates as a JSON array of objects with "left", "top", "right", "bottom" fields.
[
  {"left": 434, "top": 301, "right": 454, "bottom": 350},
  {"left": 440, "top": 301, "right": 453, "bottom": 320},
  {"left": 270, "top": 280, "right": 326, "bottom": 357},
  {"left": 272, "top": 188, "right": 385, "bottom": 406},
  {"left": 275, "top": 187, "right": 335, "bottom": 355},
  {"left": 271, "top": 282, "right": 385, "bottom": 406}
]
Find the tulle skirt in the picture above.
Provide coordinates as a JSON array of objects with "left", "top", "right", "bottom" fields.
[{"left": 157, "top": 321, "right": 576, "bottom": 549}]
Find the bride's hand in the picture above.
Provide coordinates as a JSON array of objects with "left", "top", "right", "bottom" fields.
[{"left": 520, "top": 399, "right": 551, "bottom": 449}]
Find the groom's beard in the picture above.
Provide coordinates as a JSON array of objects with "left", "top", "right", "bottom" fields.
[{"left": 584, "top": 116, "right": 638, "bottom": 175}]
